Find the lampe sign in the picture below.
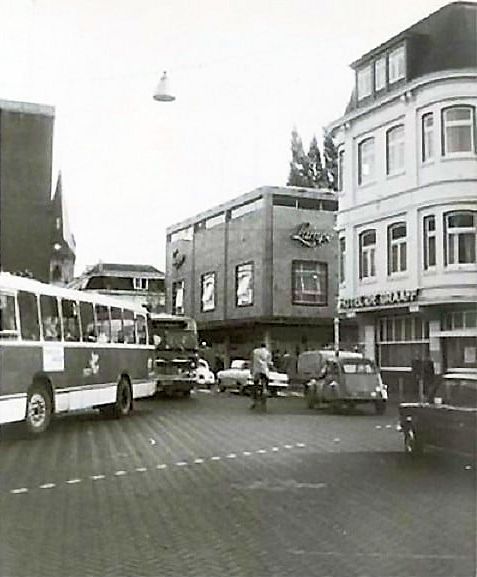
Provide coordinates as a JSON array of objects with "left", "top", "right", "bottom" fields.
[
  {"left": 291, "top": 223, "right": 332, "bottom": 248},
  {"left": 339, "top": 289, "right": 418, "bottom": 310}
]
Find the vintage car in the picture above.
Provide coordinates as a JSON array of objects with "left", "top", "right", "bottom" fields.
[
  {"left": 195, "top": 359, "right": 216, "bottom": 387},
  {"left": 305, "top": 356, "right": 387, "bottom": 414},
  {"left": 399, "top": 372, "right": 477, "bottom": 458},
  {"left": 216, "top": 359, "right": 289, "bottom": 395}
]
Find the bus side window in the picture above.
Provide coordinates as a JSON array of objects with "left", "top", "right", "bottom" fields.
[
  {"left": 110, "top": 307, "right": 123, "bottom": 343},
  {"left": 18, "top": 291, "right": 40, "bottom": 341},
  {"left": 0, "top": 293, "right": 18, "bottom": 339},
  {"left": 123, "top": 309, "right": 135, "bottom": 344},
  {"left": 95, "top": 304, "right": 111, "bottom": 343},
  {"left": 135, "top": 314, "right": 147, "bottom": 344},
  {"left": 40, "top": 295, "right": 61, "bottom": 341},
  {"left": 80, "top": 301, "right": 96, "bottom": 342},
  {"left": 61, "top": 299, "right": 81, "bottom": 341}
]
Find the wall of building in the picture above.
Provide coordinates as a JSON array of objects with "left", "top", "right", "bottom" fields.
[{"left": 0, "top": 105, "right": 54, "bottom": 282}]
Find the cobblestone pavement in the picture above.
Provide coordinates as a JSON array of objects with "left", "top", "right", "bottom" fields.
[{"left": 0, "top": 389, "right": 475, "bottom": 577}]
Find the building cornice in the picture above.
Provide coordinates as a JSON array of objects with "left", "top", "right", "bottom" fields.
[{"left": 0, "top": 98, "right": 55, "bottom": 117}]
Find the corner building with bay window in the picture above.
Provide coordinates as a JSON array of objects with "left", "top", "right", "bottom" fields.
[
  {"left": 329, "top": 1, "right": 477, "bottom": 391},
  {"left": 166, "top": 186, "right": 342, "bottom": 367}
]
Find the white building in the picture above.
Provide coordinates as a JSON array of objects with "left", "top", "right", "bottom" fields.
[{"left": 329, "top": 1, "right": 477, "bottom": 391}]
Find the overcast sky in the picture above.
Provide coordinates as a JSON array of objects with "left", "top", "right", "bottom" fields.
[{"left": 0, "top": 0, "right": 451, "bottom": 275}]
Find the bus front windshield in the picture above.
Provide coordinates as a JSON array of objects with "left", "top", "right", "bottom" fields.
[{"left": 150, "top": 322, "right": 197, "bottom": 351}]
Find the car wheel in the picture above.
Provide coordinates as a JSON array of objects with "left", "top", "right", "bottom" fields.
[
  {"left": 404, "top": 427, "right": 422, "bottom": 456},
  {"left": 374, "top": 400, "right": 386, "bottom": 415}
]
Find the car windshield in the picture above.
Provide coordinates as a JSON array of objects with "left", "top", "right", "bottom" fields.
[{"left": 342, "top": 361, "right": 377, "bottom": 374}]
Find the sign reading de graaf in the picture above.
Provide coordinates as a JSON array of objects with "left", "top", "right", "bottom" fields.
[
  {"left": 339, "top": 289, "right": 418, "bottom": 311},
  {"left": 291, "top": 223, "right": 332, "bottom": 248}
]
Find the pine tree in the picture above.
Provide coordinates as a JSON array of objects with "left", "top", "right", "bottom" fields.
[
  {"left": 323, "top": 130, "right": 338, "bottom": 190},
  {"left": 287, "top": 128, "right": 309, "bottom": 187},
  {"left": 307, "top": 135, "right": 324, "bottom": 188}
]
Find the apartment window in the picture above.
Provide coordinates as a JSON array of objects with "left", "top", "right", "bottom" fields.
[
  {"left": 386, "top": 125, "right": 405, "bottom": 175},
  {"left": 423, "top": 215, "right": 436, "bottom": 270},
  {"left": 133, "top": 277, "right": 148, "bottom": 290},
  {"left": 422, "top": 113, "right": 434, "bottom": 162},
  {"left": 374, "top": 57, "right": 386, "bottom": 91},
  {"left": 230, "top": 198, "right": 263, "bottom": 219},
  {"left": 338, "top": 149, "right": 344, "bottom": 192},
  {"left": 359, "top": 230, "right": 376, "bottom": 279},
  {"left": 388, "top": 222, "right": 407, "bottom": 274},
  {"left": 172, "top": 281, "right": 185, "bottom": 315},
  {"left": 358, "top": 137, "right": 375, "bottom": 185},
  {"left": 388, "top": 45, "right": 405, "bottom": 84},
  {"left": 445, "top": 211, "right": 476, "bottom": 265},
  {"left": 201, "top": 272, "right": 216, "bottom": 312},
  {"left": 357, "top": 66, "right": 372, "bottom": 100},
  {"left": 339, "top": 237, "right": 346, "bottom": 284},
  {"left": 169, "top": 226, "right": 193, "bottom": 242},
  {"left": 442, "top": 106, "right": 475, "bottom": 155},
  {"left": 236, "top": 263, "right": 254, "bottom": 307},
  {"left": 292, "top": 261, "right": 328, "bottom": 305}
]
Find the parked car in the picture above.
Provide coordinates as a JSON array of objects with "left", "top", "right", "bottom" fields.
[
  {"left": 297, "top": 349, "right": 364, "bottom": 388},
  {"left": 195, "top": 359, "right": 215, "bottom": 388},
  {"left": 399, "top": 372, "right": 477, "bottom": 458},
  {"left": 305, "top": 356, "right": 387, "bottom": 414},
  {"left": 216, "top": 359, "right": 289, "bottom": 395}
]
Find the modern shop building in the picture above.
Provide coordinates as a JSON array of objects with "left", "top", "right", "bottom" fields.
[
  {"left": 166, "top": 185, "right": 344, "bottom": 366},
  {"left": 329, "top": 2, "right": 477, "bottom": 390}
]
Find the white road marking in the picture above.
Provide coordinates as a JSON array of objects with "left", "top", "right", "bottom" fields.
[
  {"left": 194, "top": 458, "right": 204, "bottom": 464},
  {"left": 66, "top": 479, "right": 82, "bottom": 485},
  {"left": 283, "top": 444, "right": 293, "bottom": 449},
  {"left": 135, "top": 467, "right": 148, "bottom": 472},
  {"left": 210, "top": 456, "right": 221, "bottom": 461},
  {"left": 295, "top": 443, "right": 306, "bottom": 448},
  {"left": 243, "top": 451, "right": 252, "bottom": 456},
  {"left": 156, "top": 464, "right": 167, "bottom": 470},
  {"left": 333, "top": 438, "right": 341, "bottom": 443},
  {"left": 39, "top": 483, "right": 56, "bottom": 489},
  {"left": 149, "top": 438, "right": 156, "bottom": 445},
  {"left": 272, "top": 447, "right": 279, "bottom": 452},
  {"left": 114, "top": 470, "right": 127, "bottom": 476},
  {"left": 175, "top": 461, "right": 188, "bottom": 466},
  {"left": 375, "top": 425, "right": 382, "bottom": 429},
  {"left": 11, "top": 488, "right": 28, "bottom": 494},
  {"left": 226, "top": 453, "right": 237, "bottom": 459},
  {"left": 90, "top": 475, "right": 105, "bottom": 481},
  {"left": 257, "top": 449, "right": 267, "bottom": 454}
]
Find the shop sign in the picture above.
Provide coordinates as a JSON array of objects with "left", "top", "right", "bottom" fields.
[
  {"left": 291, "top": 223, "right": 332, "bottom": 248},
  {"left": 339, "top": 289, "right": 418, "bottom": 310}
]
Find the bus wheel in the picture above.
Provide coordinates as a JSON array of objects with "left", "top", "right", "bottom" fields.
[
  {"left": 114, "top": 377, "right": 132, "bottom": 417},
  {"left": 25, "top": 384, "right": 52, "bottom": 435}
]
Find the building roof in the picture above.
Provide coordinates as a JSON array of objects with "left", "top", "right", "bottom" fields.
[
  {"left": 83, "top": 262, "right": 164, "bottom": 278},
  {"left": 0, "top": 98, "right": 55, "bottom": 117}
]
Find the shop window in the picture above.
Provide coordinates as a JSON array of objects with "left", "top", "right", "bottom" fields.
[
  {"left": 40, "top": 295, "right": 61, "bottom": 341},
  {"left": 359, "top": 229, "right": 376, "bottom": 279},
  {"left": 236, "top": 263, "right": 254, "bottom": 307},
  {"left": 358, "top": 138, "right": 375, "bottom": 185},
  {"left": 444, "top": 211, "right": 476, "bottom": 265},
  {"left": 388, "top": 222, "right": 407, "bottom": 274},
  {"left": 386, "top": 125, "right": 405, "bottom": 175},
  {"left": 441, "top": 106, "right": 475, "bottom": 155},
  {"left": 201, "top": 272, "right": 216, "bottom": 312},
  {"left": 423, "top": 215, "right": 436, "bottom": 269},
  {"left": 172, "top": 281, "right": 185, "bottom": 316},
  {"left": 292, "top": 261, "right": 327, "bottom": 306},
  {"left": 422, "top": 113, "right": 434, "bottom": 162}
]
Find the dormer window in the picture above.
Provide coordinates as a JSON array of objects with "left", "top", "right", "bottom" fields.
[
  {"left": 388, "top": 45, "right": 405, "bottom": 84},
  {"left": 357, "top": 66, "right": 372, "bottom": 100},
  {"left": 374, "top": 57, "right": 386, "bottom": 91}
]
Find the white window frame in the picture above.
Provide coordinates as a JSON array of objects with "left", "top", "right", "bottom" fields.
[
  {"left": 374, "top": 57, "right": 386, "bottom": 91},
  {"left": 422, "top": 112, "right": 434, "bottom": 162},
  {"left": 423, "top": 215, "right": 436, "bottom": 270},
  {"left": 358, "top": 137, "right": 375, "bottom": 185},
  {"left": 133, "top": 277, "right": 148, "bottom": 291},
  {"left": 442, "top": 106, "right": 476, "bottom": 156},
  {"left": 357, "top": 66, "right": 372, "bottom": 100},
  {"left": 359, "top": 230, "right": 376, "bottom": 280},
  {"left": 386, "top": 125, "right": 405, "bottom": 175},
  {"left": 445, "top": 211, "right": 477, "bottom": 266},
  {"left": 388, "top": 45, "right": 405, "bottom": 84},
  {"left": 388, "top": 222, "right": 407, "bottom": 275}
]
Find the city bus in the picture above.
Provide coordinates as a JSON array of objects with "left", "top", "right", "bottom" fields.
[
  {"left": 0, "top": 272, "right": 157, "bottom": 435},
  {"left": 148, "top": 312, "right": 198, "bottom": 397}
]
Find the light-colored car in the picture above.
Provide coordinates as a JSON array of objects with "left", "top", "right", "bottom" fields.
[
  {"left": 195, "top": 359, "right": 216, "bottom": 388},
  {"left": 216, "top": 359, "right": 289, "bottom": 395}
]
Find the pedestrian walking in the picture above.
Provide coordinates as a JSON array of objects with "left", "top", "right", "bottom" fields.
[{"left": 250, "top": 342, "right": 272, "bottom": 410}]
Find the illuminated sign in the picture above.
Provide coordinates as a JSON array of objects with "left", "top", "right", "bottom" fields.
[
  {"left": 339, "top": 289, "right": 418, "bottom": 310},
  {"left": 291, "top": 223, "right": 332, "bottom": 248}
]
